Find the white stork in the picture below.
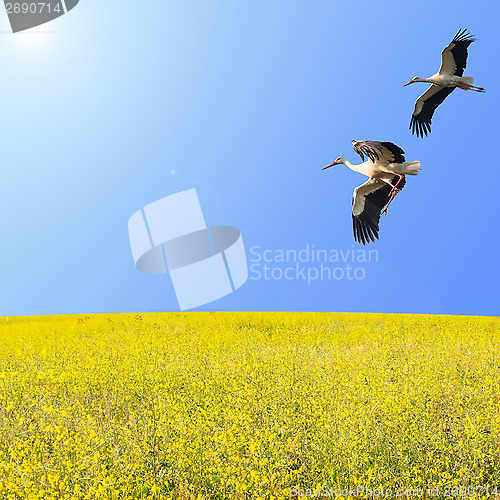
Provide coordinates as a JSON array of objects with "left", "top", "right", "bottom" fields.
[
  {"left": 323, "top": 140, "right": 421, "bottom": 245},
  {"left": 404, "top": 29, "right": 485, "bottom": 138}
]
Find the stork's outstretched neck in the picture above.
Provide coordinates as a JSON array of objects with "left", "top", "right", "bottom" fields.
[
  {"left": 345, "top": 160, "right": 368, "bottom": 176},
  {"left": 343, "top": 159, "right": 355, "bottom": 170}
]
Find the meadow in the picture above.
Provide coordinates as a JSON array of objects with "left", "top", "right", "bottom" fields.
[{"left": 0, "top": 312, "right": 499, "bottom": 499}]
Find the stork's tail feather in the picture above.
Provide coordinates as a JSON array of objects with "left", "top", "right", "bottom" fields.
[
  {"left": 461, "top": 76, "right": 474, "bottom": 85},
  {"left": 391, "top": 161, "right": 421, "bottom": 175},
  {"left": 403, "top": 161, "right": 421, "bottom": 175}
]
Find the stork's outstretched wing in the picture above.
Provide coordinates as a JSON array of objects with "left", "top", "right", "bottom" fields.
[
  {"left": 409, "top": 85, "right": 455, "bottom": 137},
  {"left": 351, "top": 140, "right": 405, "bottom": 164},
  {"left": 439, "top": 29, "right": 475, "bottom": 77},
  {"left": 352, "top": 176, "right": 406, "bottom": 245}
]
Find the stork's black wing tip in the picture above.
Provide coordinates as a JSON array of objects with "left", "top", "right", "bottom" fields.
[
  {"left": 453, "top": 28, "right": 475, "bottom": 43},
  {"left": 410, "top": 116, "right": 430, "bottom": 138},
  {"left": 353, "top": 216, "right": 379, "bottom": 245}
]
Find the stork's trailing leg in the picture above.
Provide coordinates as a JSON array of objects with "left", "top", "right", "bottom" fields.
[
  {"left": 458, "top": 81, "right": 485, "bottom": 92},
  {"left": 381, "top": 189, "right": 399, "bottom": 216},
  {"left": 381, "top": 175, "right": 404, "bottom": 215},
  {"left": 391, "top": 174, "right": 404, "bottom": 192}
]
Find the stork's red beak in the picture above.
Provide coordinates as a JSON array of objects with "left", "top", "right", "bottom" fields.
[
  {"left": 403, "top": 80, "right": 414, "bottom": 87},
  {"left": 322, "top": 161, "right": 338, "bottom": 170}
]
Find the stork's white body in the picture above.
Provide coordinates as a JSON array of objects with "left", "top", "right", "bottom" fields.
[
  {"left": 342, "top": 159, "right": 421, "bottom": 182},
  {"left": 412, "top": 73, "right": 475, "bottom": 89}
]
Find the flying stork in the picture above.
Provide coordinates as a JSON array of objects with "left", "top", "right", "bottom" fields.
[
  {"left": 404, "top": 29, "right": 485, "bottom": 138},
  {"left": 323, "top": 140, "right": 421, "bottom": 245}
]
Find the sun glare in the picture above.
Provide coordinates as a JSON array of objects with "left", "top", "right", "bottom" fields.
[{"left": 8, "top": 30, "right": 56, "bottom": 51}]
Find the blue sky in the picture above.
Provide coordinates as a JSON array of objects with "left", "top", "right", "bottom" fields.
[{"left": 0, "top": 0, "right": 498, "bottom": 317}]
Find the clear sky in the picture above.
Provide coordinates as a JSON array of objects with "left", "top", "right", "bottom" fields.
[{"left": 0, "top": 0, "right": 498, "bottom": 317}]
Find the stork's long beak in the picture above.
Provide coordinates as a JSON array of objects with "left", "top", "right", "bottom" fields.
[
  {"left": 403, "top": 80, "right": 414, "bottom": 87},
  {"left": 322, "top": 161, "right": 338, "bottom": 170}
]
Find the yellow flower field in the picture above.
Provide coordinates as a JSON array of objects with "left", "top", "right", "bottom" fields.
[{"left": 0, "top": 312, "right": 499, "bottom": 499}]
